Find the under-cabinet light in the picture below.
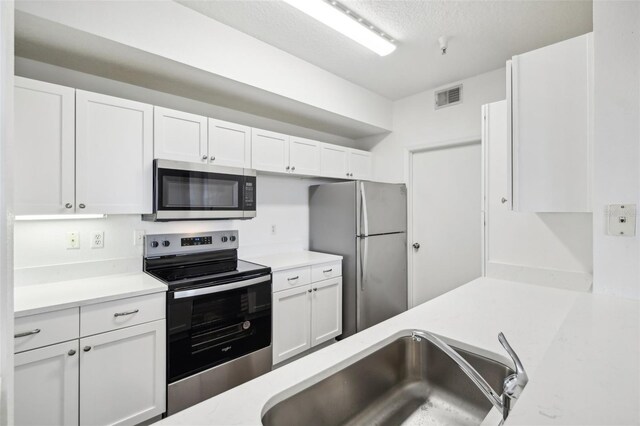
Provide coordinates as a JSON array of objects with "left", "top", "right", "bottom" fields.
[
  {"left": 15, "top": 214, "right": 106, "bottom": 221},
  {"left": 283, "top": 0, "right": 396, "bottom": 56}
]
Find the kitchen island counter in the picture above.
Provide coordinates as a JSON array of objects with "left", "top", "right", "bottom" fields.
[{"left": 155, "top": 277, "right": 639, "bottom": 425}]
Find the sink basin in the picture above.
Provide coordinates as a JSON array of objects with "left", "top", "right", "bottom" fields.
[{"left": 262, "top": 333, "right": 513, "bottom": 426}]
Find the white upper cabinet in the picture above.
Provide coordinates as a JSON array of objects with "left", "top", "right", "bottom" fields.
[
  {"left": 289, "top": 137, "right": 321, "bottom": 176},
  {"left": 510, "top": 33, "right": 593, "bottom": 212},
  {"left": 251, "top": 128, "right": 290, "bottom": 173},
  {"left": 320, "top": 144, "right": 350, "bottom": 179},
  {"left": 14, "top": 77, "right": 75, "bottom": 215},
  {"left": 348, "top": 149, "right": 372, "bottom": 180},
  {"left": 154, "top": 107, "right": 208, "bottom": 163},
  {"left": 76, "top": 90, "right": 153, "bottom": 214},
  {"left": 208, "top": 118, "right": 251, "bottom": 168}
]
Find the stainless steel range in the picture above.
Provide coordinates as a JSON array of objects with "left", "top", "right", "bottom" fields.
[{"left": 143, "top": 231, "right": 272, "bottom": 416}]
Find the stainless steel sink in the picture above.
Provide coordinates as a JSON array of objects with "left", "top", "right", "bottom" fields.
[{"left": 262, "top": 334, "right": 514, "bottom": 426}]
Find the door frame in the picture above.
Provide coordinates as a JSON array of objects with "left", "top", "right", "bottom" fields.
[{"left": 404, "top": 135, "right": 482, "bottom": 308}]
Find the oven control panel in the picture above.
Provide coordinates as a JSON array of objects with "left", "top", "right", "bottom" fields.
[{"left": 144, "top": 231, "right": 239, "bottom": 257}]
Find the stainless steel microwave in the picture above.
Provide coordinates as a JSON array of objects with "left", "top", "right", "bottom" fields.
[{"left": 143, "top": 159, "right": 256, "bottom": 221}]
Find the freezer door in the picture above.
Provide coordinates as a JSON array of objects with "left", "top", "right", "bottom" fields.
[
  {"left": 358, "top": 182, "right": 407, "bottom": 236},
  {"left": 357, "top": 232, "right": 408, "bottom": 332}
]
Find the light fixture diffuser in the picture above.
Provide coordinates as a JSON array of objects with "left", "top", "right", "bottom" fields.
[{"left": 283, "top": 0, "right": 396, "bottom": 56}]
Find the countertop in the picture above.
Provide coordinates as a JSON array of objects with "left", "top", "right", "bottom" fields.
[
  {"left": 246, "top": 250, "right": 343, "bottom": 272},
  {"left": 14, "top": 273, "right": 167, "bottom": 317},
  {"left": 155, "top": 277, "right": 640, "bottom": 426}
]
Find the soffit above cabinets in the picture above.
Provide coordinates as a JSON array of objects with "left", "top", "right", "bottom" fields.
[
  {"left": 179, "top": 0, "right": 592, "bottom": 100},
  {"left": 14, "top": 4, "right": 392, "bottom": 140}
]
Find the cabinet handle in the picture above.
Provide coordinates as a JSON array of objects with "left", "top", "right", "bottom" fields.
[
  {"left": 14, "top": 329, "right": 41, "bottom": 338},
  {"left": 291, "top": 166, "right": 296, "bottom": 172},
  {"left": 323, "top": 269, "right": 333, "bottom": 273},
  {"left": 501, "top": 197, "right": 508, "bottom": 204},
  {"left": 68, "top": 349, "right": 76, "bottom": 356},
  {"left": 346, "top": 172, "right": 349, "bottom": 177},
  {"left": 307, "top": 289, "right": 312, "bottom": 293},
  {"left": 287, "top": 276, "right": 299, "bottom": 281},
  {"left": 313, "top": 288, "right": 318, "bottom": 292},
  {"left": 65, "top": 203, "right": 73, "bottom": 209},
  {"left": 202, "top": 155, "right": 208, "bottom": 161},
  {"left": 114, "top": 309, "right": 139, "bottom": 317},
  {"left": 286, "top": 166, "right": 290, "bottom": 171},
  {"left": 210, "top": 156, "right": 216, "bottom": 161},
  {"left": 78, "top": 204, "right": 86, "bottom": 209},
  {"left": 83, "top": 346, "right": 92, "bottom": 352}
]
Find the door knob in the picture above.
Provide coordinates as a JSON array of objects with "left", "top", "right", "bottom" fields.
[{"left": 413, "top": 243, "right": 421, "bottom": 250}]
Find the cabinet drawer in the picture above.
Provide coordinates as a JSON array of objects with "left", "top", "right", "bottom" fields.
[
  {"left": 311, "top": 261, "right": 342, "bottom": 282},
  {"left": 273, "top": 267, "right": 312, "bottom": 292},
  {"left": 81, "top": 292, "right": 165, "bottom": 337},
  {"left": 14, "top": 308, "right": 79, "bottom": 353}
]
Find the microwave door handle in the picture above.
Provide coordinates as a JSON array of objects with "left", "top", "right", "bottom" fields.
[{"left": 173, "top": 275, "right": 270, "bottom": 299}]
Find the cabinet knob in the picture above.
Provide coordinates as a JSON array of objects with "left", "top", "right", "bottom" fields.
[
  {"left": 202, "top": 155, "right": 208, "bottom": 161},
  {"left": 210, "top": 156, "right": 216, "bottom": 161},
  {"left": 291, "top": 166, "right": 296, "bottom": 172},
  {"left": 313, "top": 288, "right": 318, "bottom": 292},
  {"left": 65, "top": 203, "right": 73, "bottom": 209},
  {"left": 286, "top": 166, "right": 290, "bottom": 171},
  {"left": 501, "top": 197, "right": 508, "bottom": 204},
  {"left": 83, "top": 346, "right": 92, "bottom": 352},
  {"left": 346, "top": 172, "right": 349, "bottom": 177},
  {"left": 68, "top": 349, "right": 76, "bottom": 356},
  {"left": 78, "top": 204, "right": 86, "bottom": 209},
  {"left": 307, "top": 289, "right": 312, "bottom": 293}
]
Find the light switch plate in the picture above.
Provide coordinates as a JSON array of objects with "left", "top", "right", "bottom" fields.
[{"left": 607, "top": 204, "right": 636, "bottom": 237}]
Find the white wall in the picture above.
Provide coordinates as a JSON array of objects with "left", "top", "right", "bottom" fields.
[
  {"left": 592, "top": 1, "right": 640, "bottom": 300},
  {"left": 15, "top": 0, "right": 392, "bottom": 132},
  {"left": 15, "top": 57, "right": 358, "bottom": 148},
  {"left": 15, "top": 175, "right": 328, "bottom": 285},
  {"left": 0, "top": 0, "right": 14, "bottom": 422},
  {"left": 365, "top": 68, "right": 506, "bottom": 183}
]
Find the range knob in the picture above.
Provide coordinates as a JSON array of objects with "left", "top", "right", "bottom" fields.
[
  {"left": 150, "top": 241, "right": 159, "bottom": 248},
  {"left": 221, "top": 236, "right": 228, "bottom": 243},
  {"left": 229, "top": 236, "right": 237, "bottom": 242},
  {"left": 162, "top": 240, "right": 171, "bottom": 247}
]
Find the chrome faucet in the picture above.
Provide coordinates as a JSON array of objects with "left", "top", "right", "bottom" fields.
[{"left": 411, "top": 330, "right": 528, "bottom": 421}]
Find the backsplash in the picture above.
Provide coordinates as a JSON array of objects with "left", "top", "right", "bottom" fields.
[{"left": 14, "top": 174, "right": 330, "bottom": 285}]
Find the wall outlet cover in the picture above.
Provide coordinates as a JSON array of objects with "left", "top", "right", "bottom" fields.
[
  {"left": 91, "top": 231, "right": 105, "bottom": 249},
  {"left": 67, "top": 232, "right": 80, "bottom": 249},
  {"left": 134, "top": 229, "right": 145, "bottom": 246},
  {"left": 607, "top": 204, "right": 636, "bottom": 237}
]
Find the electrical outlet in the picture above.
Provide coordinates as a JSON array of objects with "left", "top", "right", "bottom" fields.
[
  {"left": 134, "top": 229, "right": 145, "bottom": 246},
  {"left": 271, "top": 224, "right": 277, "bottom": 235},
  {"left": 91, "top": 231, "right": 104, "bottom": 249},
  {"left": 67, "top": 232, "right": 80, "bottom": 249}
]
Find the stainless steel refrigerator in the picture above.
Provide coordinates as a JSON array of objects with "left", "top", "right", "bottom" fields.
[{"left": 309, "top": 181, "right": 408, "bottom": 339}]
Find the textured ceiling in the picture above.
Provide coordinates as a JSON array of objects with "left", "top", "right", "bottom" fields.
[{"left": 178, "top": 0, "right": 592, "bottom": 100}]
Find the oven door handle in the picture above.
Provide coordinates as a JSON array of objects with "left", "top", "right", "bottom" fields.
[{"left": 173, "top": 275, "right": 270, "bottom": 299}]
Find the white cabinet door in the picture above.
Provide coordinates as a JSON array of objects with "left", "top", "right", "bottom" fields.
[
  {"left": 80, "top": 320, "right": 166, "bottom": 426},
  {"left": 289, "top": 137, "right": 321, "bottom": 176},
  {"left": 272, "top": 285, "right": 311, "bottom": 365},
  {"left": 15, "top": 340, "right": 79, "bottom": 426},
  {"left": 251, "top": 128, "right": 290, "bottom": 173},
  {"left": 348, "top": 149, "right": 372, "bottom": 180},
  {"left": 75, "top": 90, "right": 153, "bottom": 214},
  {"left": 154, "top": 107, "right": 208, "bottom": 163},
  {"left": 320, "top": 144, "right": 350, "bottom": 179},
  {"left": 14, "top": 77, "right": 75, "bottom": 215},
  {"left": 310, "top": 278, "right": 342, "bottom": 346},
  {"left": 208, "top": 118, "right": 251, "bottom": 168},
  {"left": 511, "top": 33, "right": 592, "bottom": 212}
]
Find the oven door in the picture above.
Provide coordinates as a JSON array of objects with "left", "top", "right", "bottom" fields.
[
  {"left": 167, "top": 274, "right": 271, "bottom": 383},
  {"left": 154, "top": 159, "right": 255, "bottom": 220}
]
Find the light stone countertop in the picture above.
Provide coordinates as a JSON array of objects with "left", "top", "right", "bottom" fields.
[
  {"left": 14, "top": 273, "right": 167, "bottom": 317},
  {"left": 155, "top": 277, "right": 639, "bottom": 425},
  {"left": 246, "top": 250, "right": 343, "bottom": 272}
]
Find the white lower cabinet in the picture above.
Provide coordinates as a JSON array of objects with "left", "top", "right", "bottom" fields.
[
  {"left": 272, "top": 263, "right": 342, "bottom": 365},
  {"left": 14, "top": 293, "right": 166, "bottom": 426},
  {"left": 80, "top": 321, "right": 166, "bottom": 426},
  {"left": 15, "top": 340, "right": 80, "bottom": 426}
]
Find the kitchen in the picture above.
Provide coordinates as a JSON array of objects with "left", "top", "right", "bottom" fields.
[{"left": 0, "top": 0, "right": 638, "bottom": 425}]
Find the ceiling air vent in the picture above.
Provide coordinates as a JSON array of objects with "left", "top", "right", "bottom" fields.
[{"left": 434, "top": 84, "right": 462, "bottom": 109}]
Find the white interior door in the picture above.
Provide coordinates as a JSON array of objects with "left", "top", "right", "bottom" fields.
[{"left": 411, "top": 142, "right": 482, "bottom": 306}]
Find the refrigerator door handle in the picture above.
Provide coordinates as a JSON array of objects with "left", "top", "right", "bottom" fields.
[{"left": 360, "top": 181, "right": 369, "bottom": 291}]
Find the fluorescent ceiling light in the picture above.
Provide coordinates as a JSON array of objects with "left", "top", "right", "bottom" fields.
[
  {"left": 283, "top": 0, "right": 396, "bottom": 56},
  {"left": 15, "top": 214, "right": 106, "bottom": 221}
]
